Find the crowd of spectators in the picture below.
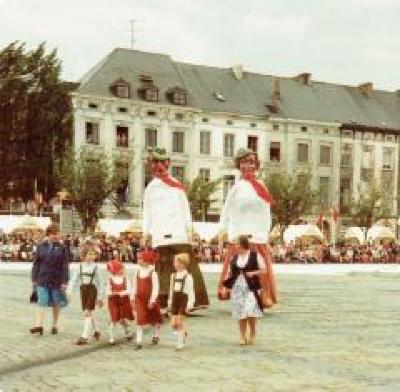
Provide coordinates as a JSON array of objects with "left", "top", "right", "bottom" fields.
[{"left": 1, "top": 233, "right": 400, "bottom": 264}]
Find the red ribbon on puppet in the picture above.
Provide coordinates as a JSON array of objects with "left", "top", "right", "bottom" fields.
[
  {"left": 157, "top": 174, "right": 186, "bottom": 192},
  {"left": 243, "top": 174, "right": 275, "bottom": 205}
]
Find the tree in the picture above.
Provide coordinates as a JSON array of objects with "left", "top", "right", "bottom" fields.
[
  {"left": 187, "top": 176, "right": 222, "bottom": 221},
  {"left": 263, "top": 168, "right": 319, "bottom": 237},
  {"left": 56, "top": 149, "right": 126, "bottom": 232},
  {"left": 0, "top": 41, "right": 74, "bottom": 202},
  {"left": 349, "top": 181, "right": 391, "bottom": 228}
]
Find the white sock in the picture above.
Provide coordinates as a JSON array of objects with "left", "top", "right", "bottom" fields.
[
  {"left": 136, "top": 327, "right": 143, "bottom": 344},
  {"left": 82, "top": 317, "right": 92, "bottom": 339},
  {"left": 176, "top": 331, "right": 184, "bottom": 348},
  {"left": 92, "top": 317, "right": 99, "bottom": 333},
  {"left": 153, "top": 324, "right": 161, "bottom": 338},
  {"left": 109, "top": 323, "right": 115, "bottom": 342}
]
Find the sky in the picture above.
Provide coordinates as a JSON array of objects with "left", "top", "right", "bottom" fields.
[{"left": 1, "top": 0, "right": 400, "bottom": 90}]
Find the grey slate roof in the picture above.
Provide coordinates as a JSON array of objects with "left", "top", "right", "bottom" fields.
[{"left": 77, "top": 48, "right": 400, "bottom": 130}]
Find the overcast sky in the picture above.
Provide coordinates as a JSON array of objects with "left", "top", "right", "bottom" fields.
[{"left": 1, "top": 0, "right": 399, "bottom": 90}]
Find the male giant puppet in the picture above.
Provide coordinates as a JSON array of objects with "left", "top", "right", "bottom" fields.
[
  {"left": 218, "top": 148, "right": 277, "bottom": 305},
  {"left": 142, "top": 148, "right": 209, "bottom": 310}
]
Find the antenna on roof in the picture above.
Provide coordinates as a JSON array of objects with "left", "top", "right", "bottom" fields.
[{"left": 129, "top": 19, "right": 136, "bottom": 49}]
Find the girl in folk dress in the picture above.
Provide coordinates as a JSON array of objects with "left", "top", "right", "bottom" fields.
[
  {"left": 223, "top": 236, "right": 267, "bottom": 346},
  {"left": 131, "top": 249, "right": 163, "bottom": 350},
  {"left": 168, "top": 253, "right": 195, "bottom": 351},
  {"left": 106, "top": 258, "right": 134, "bottom": 345},
  {"left": 66, "top": 247, "right": 103, "bottom": 345}
]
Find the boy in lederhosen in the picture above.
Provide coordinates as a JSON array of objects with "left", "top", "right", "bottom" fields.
[
  {"left": 168, "top": 253, "right": 195, "bottom": 350},
  {"left": 67, "top": 247, "right": 104, "bottom": 345}
]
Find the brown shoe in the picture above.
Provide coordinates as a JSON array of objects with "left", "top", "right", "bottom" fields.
[
  {"left": 51, "top": 327, "right": 58, "bottom": 335},
  {"left": 75, "top": 337, "right": 89, "bottom": 345},
  {"left": 30, "top": 327, "right": 43, "bottom": 336},
  {"left": 93, "top": 331, "right": 101, "bottom": 341}
]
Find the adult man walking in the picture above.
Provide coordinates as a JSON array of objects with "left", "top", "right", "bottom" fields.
[{"left": 30, "top": 223, "right": 69, "bottom": 335}]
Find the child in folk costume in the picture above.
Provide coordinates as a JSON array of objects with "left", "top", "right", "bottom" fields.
[
  {"left": 106, "top": 258, "right": 134, "bottom": 345},
  {"left": 66, "top": 247, "right": 103, "bottom": 345},
  {"left": 131, "top": 249, "right": 163, "bottom": 350},
  {"left": 168, "top": 253, "right": 195, "bottom": 350}
]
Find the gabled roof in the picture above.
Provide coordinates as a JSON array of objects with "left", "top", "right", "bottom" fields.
[{"left": 77, "top": 48, "right": 400, "bottom": 130}]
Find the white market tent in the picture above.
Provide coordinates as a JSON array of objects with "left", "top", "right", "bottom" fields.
[
  {"left": 344, "top": 227, "right": 365, "bottom": 244},
  {"left": 367, "top": 226, "right": 395, "bottom": 243},
  {"left": 283, "top": 224, "right": 324, "bottom": 244},
  {"left": 0, "top": 215, "right": 51, "bottom": 234},
  {"left": 96, "top": 218, "right": 140, "bottom": 236},
  {"left": 192, "top": 222, "right": 221, "bottom": 241}
]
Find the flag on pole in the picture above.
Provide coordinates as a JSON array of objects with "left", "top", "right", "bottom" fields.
[
  {"left": 316, "top": 212, "right": 324, "bottom": 228},
  {"left": 331, "top": 205, "right": 339, "bottom": 224}
]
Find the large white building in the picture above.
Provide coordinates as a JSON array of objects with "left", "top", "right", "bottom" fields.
[{"left": 72, "top": 48, "right": 400, "bottom": 224}]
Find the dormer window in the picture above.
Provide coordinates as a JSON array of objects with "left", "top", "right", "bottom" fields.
[
  {"left": 166, "top": 87, "right": 187, "bottom": 106},
  {"left": 138, "top": 74, "right": 159, "bottom": 102},
  {"left": 110, "top": 78, "right": 130, "bottom": 99}
]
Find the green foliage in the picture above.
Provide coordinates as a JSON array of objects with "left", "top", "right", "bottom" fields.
[
  {"left": 56, "top": 149, "right": 126, "bottom": 232},
  {"left": 263, "top": 168, "right": 319, "bottom": 231},
  {"left": 349, "top": 180, "right": 392, "bottom": 228},
  {"left": 0, "top": 41, "right": 73, "bottom": 201},
  {"left": 187, "top": 176, "right": 222, "bottom": 221}
]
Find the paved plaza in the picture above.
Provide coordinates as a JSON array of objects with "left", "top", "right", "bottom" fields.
[{"left": 0, "top": 267, "right": 399, "bottom": 391}]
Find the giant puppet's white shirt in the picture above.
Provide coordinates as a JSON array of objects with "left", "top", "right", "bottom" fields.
[
  {"left": 142, "top": 177, "right": 192, "bottom": 248},
  {"left": 220, "top": 179, "right": 272, "bottom": 244}
]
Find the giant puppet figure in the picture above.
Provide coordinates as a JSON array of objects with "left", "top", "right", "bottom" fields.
[
  {"left": 142, "top": 148, "right": 209, "bottom": 310},
  {"left": 218, "top": 148, "right": 277, "bottom": 305}
]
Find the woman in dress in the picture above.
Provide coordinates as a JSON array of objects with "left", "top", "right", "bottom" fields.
[{"left": 223, "top": 236, "right": 266, "bottom": 345}]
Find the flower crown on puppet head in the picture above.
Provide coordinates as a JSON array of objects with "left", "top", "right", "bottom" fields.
[
  {"left": 107, "top": 259, "right": 124, "bottom": 275},
  {"left": 146, "top": 147, "right": 170, "bottom": 162},
  {"left": 138, "top": 249, "right": 159, "bottom": 265}
]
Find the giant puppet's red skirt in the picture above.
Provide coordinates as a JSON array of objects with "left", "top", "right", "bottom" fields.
[
  {"left": 135, "top": 275, "right": 163, "bottom": 326},
  {"left": 218, "top": 243, "right": 278, "bottom": 307},
  {"left": 108, "top": 295, "right": 134, "bottom": 322}
]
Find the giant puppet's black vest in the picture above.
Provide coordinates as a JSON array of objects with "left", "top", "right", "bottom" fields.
[{"left": 223, "top": 251, "right": 261, "bottom": 291}]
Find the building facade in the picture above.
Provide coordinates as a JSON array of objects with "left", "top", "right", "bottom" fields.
[{"left": 72, "top": 48, "right": 400, "bottom": 223}]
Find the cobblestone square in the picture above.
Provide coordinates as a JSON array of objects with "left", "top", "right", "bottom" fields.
[{"left": 0, "top": 268, "right": 399, "bottom": 391}]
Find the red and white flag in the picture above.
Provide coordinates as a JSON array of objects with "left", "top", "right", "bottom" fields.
[{"left": 330, "top": 205, "right": 339, "bottom": 224}]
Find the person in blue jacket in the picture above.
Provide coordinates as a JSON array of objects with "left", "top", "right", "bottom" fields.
[{"left": 30, "top": 223, "right": 69, "bottom": 336}]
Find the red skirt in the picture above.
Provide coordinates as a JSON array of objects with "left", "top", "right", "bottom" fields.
[
  {"left": 108, "top": 295, "right": 134, "bottom": 322},
  {"left": 135, "top": 297, "right": 163, "bottom": 326}
]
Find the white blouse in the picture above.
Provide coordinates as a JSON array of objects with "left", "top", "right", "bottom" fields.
[
  {"left": 106, "top": 275, "right": 131, "bottom": 296},
  {"left": 66, "top": 262, "right": 104, "bottom": 298},
  {"left": 236, "top": 251, "right": 265, "bottom": 269},
  {"left": 168, "top": 270, "right": 195, "bottom": 310}
]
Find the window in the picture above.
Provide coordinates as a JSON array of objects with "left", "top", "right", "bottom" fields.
[
  {"left": 301, "top": 126, "right": 308, "bottom": 132},
  {"left": 320, "top": 145, "right": 331, "bottom": 165},
  {"left": 270, "top": 142, "right": 281, "bottom": 162},
  {"left": 115, "top": 85, "right": 130, "bottom": 98},
  {"left": 175, "top": 113, "right": 184, "bottom": 121},
  {"left": 145, "top": 88, "right": 158, "bottom": 102},
  {"left": 323, "top": 128, "right": 329, "bottom": 134},
  {"left": 199, "top": 168, "right": 210, "bottom": 182},
  {"left": 362, "top": 145, "right": 373, "bottom": 169},
  {"left": 171, "top": 166, "right": 185, "bottom": 183},
  {"left": 383, "top": 147, "right": 394, "bottom": 170},
  {"left": 85, "top": 122, "right": 99, "bottom": 144},
  {"left": 172, "top": 131, "right": 185, "bottom": 153},
  {"left": 172, "top": 91, "right": 187, "bottom": 105},
  {"left": 88, "top": 103, "right": 98, "bottom": 109},
  {"left": 115, "top": 161, "right": 129, "bottom": 205},
  {"left": 247, "top": 136, "right": 258, "bottom": 152},
  {"left": 202, "top": 118, "right": 209, "bottom": 123},
  {"left": 224, "top": 134, "right": 235, "bottom": 158},
  {"left": 200, "top": 131, "right": 211, "bottom": 155},
  {"left": 147, "top": 110, "right": 157, "bottom": 117},
  {"left": 227, "top": 120, "right": 233, "bottom": 126},
  {"left": 118, "top": 107, "right": 128, "bottom": 113},
  {"left": 272, "top": 124, "right": 279, "bottom": 131},
  {"left": 223, "top": 175, "right": 235, "bottom": 201},
  {"left": 319, "top": 177, "right": 330, "bottom": 208},
  {"left": 116, "top": 126, "right": 129, "bottom": 148},
  {"left": 340, "top": 177, "right": 351, "bottom": 212},
  {"left": 145, "top": 128, "right": 157, "bottom": 148},
  {"left": 341, "top": 144, "right": 352, "bottom": 167},
  {"left": 297, "top": 143, "right": 309, "bottom": 163},
  {"left": 250, "top": 123, "right": 257, "bottom": 128}
]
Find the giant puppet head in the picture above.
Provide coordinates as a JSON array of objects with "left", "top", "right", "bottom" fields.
[
  {"left": 147, "top": 147, "right": 170, "bottom": 178},
  {"left": 234, "top": 148, "right": 260, "bottom": 179}
]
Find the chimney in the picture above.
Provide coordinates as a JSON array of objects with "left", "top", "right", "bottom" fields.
[
  {"left": 358, "top": 82, "right": 373, "bottom": 97},
  {"left": 232, "top": 64, "right": 244, "bottom": 80},
  {"left": 294, "top": 72, "right": 312, "bottom": 86},
  {"left": 272, "top": 78, "right": 281, "bottom": 100}
]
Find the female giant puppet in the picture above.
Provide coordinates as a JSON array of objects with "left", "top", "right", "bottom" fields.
[
  {"left": 218, "top": 148, "right": 277, "bottom": 305},
  {"left": 142, "top": 148, "right": 209, "bottom": 310}
]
